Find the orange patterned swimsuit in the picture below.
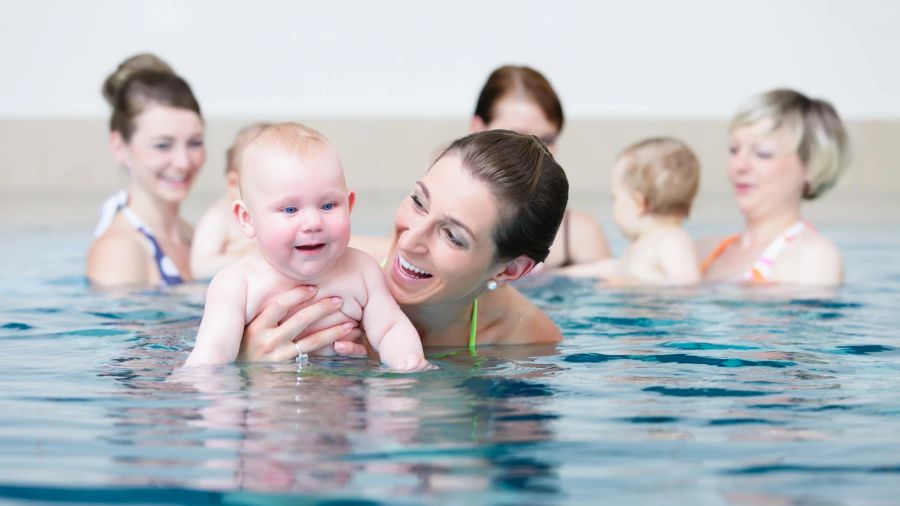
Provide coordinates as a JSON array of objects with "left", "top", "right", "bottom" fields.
[{"left": 700, "top": 221, "right": 808, "bottom": 283}]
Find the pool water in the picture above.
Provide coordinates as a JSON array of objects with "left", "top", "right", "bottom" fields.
[{"left": 1, "top": 225, "right": 899, "bottom": 505}]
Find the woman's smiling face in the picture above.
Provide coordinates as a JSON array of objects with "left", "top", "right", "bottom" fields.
[
  {"left": 728, "top": 118, "right": 806, "bottom": 221},
  {"left": 115, "top": 105, "right": 206, "bottom": 203},
  {"left": 385, "top": 154, "right": 505, "bottom": 307}
]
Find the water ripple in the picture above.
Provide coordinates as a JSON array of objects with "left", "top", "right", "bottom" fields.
[
  {"left": 643, "top": 386, "right": 775, "bottom": 397},
  {"left": 564, "top": 353, "right": 794, "bottom": 368}
]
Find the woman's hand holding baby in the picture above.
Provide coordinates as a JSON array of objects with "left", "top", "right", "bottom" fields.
[{"left": 240, "top": 286, "right": 367, "bottom": 361}]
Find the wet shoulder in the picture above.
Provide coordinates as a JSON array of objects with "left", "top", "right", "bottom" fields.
[
  {"left": 312, "top": 249, "right": 377, "bottom": 309},
  {"left": 778, "top": 228, "right": 843, "bottom": 285},
  {"left": 193, "top": 199, "right": 230, "bottom": 235},
  {"left": 86, "top": 219, "right": 152, "bottom": 286},
  {"left": 89, "top": 216, "right": 148, "bottom": 261},
  {"left": 348, "top": 235, "right": 391, "bottom": 262},
  {"left": 653, "top": 226, "right": 694, "bottom": 247},
  {"left": 479, "top": 287, "right": 562, "bottom": 345}
]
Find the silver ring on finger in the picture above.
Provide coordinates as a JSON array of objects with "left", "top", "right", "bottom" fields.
[{"left": 295, "top": 341, "right": 309, "bottom": 365}]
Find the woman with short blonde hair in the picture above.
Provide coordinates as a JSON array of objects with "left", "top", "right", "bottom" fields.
[{"left": 699, "top": 88, "right": 851, "bottom": 286}]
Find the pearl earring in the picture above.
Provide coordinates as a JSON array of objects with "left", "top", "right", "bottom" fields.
[{"left": 486, "top": 279, "right": 498, "bottom": 291}]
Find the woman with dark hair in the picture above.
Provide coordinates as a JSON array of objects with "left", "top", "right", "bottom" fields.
[
  {"left": 236, "top": 130, "right": 570, "bottom": 361},
  {"left": 470, "top": 65, "right": 611, "bottom": 268}
]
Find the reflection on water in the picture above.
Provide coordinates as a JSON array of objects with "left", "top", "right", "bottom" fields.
[{"left": 0, "top": 227, "right": 899, "bottom": 504}]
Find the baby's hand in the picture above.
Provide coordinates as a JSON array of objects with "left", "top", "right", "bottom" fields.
[{"left": 385, "top": 355, "right": 437, "bottom": 373}]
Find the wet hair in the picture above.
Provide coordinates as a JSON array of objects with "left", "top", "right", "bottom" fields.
[
  {"left": 618, "top": 138, "right": 700, "bottom": 217},
  {"left": 225, "top": 122, "right": 273, "bottom": 175},
  {"left": 474, "top": 65, "right": 565, "bottom": 134},
  {"left": 731, "top": 88, "right": 850, "bottom": 199},
  {"left": 102, "top": 53, "right": 202, "bottom": 141},
  {"left": 435, "top": 130, "right": 568, "bottom": 263}
]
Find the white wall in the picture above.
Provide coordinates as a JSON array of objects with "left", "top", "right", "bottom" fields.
[{"left": 2, "top": 0, "right": 900, "bottom": 119}]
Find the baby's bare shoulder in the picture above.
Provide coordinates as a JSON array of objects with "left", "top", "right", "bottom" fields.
[
  {"left": 223, "top": 253, "right": 291, "bottom": 296},
  {"left": 341, "top": 247, "right": 385, "bottom": 276},
  {"left": 210, "top": 259, "right": 251, "bottom": 289},
  {"left": 195, "top": 200, "right": 229, "bottom": 228}
]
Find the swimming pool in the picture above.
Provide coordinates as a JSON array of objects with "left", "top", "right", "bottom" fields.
[{"left": 1, "top": 225, "right": 898, "bottom": 505}]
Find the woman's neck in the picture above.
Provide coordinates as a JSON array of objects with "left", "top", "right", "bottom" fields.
[
  {"left": 127, "top": 186, "right": 182, "bottom": 237},
  {"left": 401, "top": 294, "right": 479, "bottom": 346},
  {"left": 743, "top": 207, "right": 802, "bottom": 247}
]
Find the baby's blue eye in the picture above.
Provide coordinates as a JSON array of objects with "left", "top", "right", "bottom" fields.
[
  {"left": 282, "top": 207, "right": 298, "bottom": 214},
  {"left": 155, "top": 143, "right": 172, "bottom": 151},
  {"left": 321, "top": 202, "right": 335, "bottom": 211}
]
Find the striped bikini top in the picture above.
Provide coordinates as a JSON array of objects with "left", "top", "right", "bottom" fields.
[
  {"left": 93, "top": 191, "right": 185, "bottom": 286},
  {"left": 700, "top": 221, "right": 808, "bottom": 283}
]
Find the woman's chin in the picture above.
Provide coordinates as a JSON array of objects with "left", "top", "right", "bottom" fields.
[
  {"left": 733, "top": 194, "right": 758, "bottom": 216},
  {"left": 156, "top": 187, "right": 192, "bottom": 204}
]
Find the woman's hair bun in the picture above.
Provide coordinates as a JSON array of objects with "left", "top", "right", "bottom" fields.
[{"left": 102, "top": 53, "right": 174, "bottom": 106}]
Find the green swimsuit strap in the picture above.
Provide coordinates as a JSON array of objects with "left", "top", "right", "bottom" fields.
[{"left": 469, "top": 298, "right": 478, "bottom": 351}]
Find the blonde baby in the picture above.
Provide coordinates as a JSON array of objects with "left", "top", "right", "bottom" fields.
[
  {"left": 561, "top": 138, "right": 701, "bottom": 285},
  {"left": 186, "top": 123, "right": 431, "bottom": 371}
]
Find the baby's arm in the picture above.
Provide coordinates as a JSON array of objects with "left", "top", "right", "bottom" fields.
[
  {"left": 656, "top": 230, "right": 701, "bottom": 285},
  {"left": 185, "top": 267, "right": 249, "bottom": 366},
  {"left": 356, "top": 254, "right": 431, "bottom": 371}
]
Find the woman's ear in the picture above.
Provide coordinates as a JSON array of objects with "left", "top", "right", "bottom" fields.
[
  {"left": 470, "top": 115, "right": 487, "bottom": 133},
  {"left": 109, "top": 131, "right": 128, "bottom": 166},
  {"left": 493, "top": 255, "right": 537, "bottom": 285},
  {"left": 234, "top": 201, "right": 256, "bottom": 238}
]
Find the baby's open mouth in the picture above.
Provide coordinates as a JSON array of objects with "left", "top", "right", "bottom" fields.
[{"left": 295, "top": 243, "right": 325, "bottom": 252}]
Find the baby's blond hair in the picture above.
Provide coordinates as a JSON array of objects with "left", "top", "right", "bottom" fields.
[
  {"left": 618, "top": 138, "right": 700, "bottom": 217},
  {"left": 238, "top": 122, "right": 337, "bottom": 195}
]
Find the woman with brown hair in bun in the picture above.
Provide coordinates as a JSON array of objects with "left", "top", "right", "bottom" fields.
[
  {"left": 87, "top": 53, "right": 206, "bottom": 288},
  {"left": 470, "top": 65, "right": 612, "bottom": 268}
]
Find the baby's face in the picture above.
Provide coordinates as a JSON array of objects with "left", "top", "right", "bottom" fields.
[
  {"left": 611, "top": 159, "right": 642, "bottom": 241},
  {"left": 241, "top": 146, "right": 353, "bottom": 281}
]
